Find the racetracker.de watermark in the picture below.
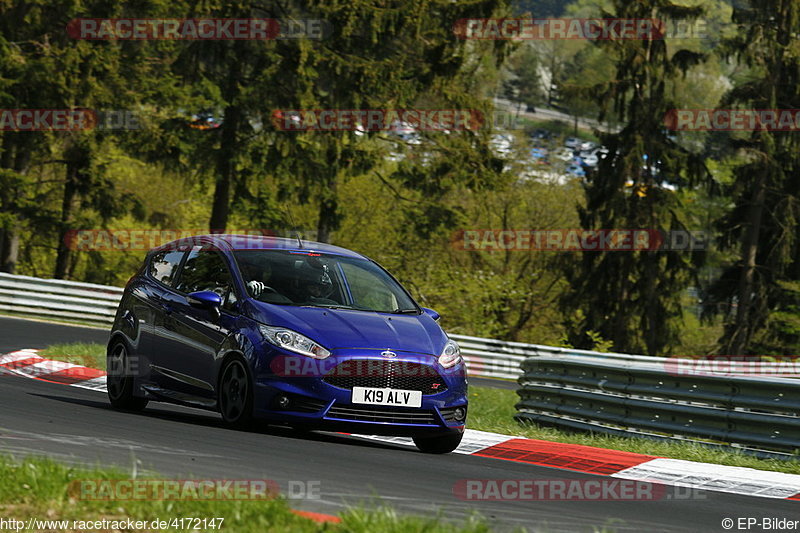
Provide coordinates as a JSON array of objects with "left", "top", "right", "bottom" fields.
[
  {"left": 0, "top": 109, "right": 140, "bottom": 131},
  {"left": 453, "top": 479, "right": 706, "bottom": 501},
  {"left": 64, "top": 229, "right": 295, "bottom": 251},
  {"left": 269, "top": 354, "right": 466, "bottom": 379},
  {"left": 68, "top": 479, "right": 321, "bottom": 500},
  {"left": 663, "top": 356, "right": 800, "bottom": 378},
  {"left": 67, "top": 18, "right": 331, "bottom": 40},
  {"left": 452, "top": 229, "right": 708, "bottom": 251},
  {"left": 454, "top": 18, "right": 708, "bottom": 40},
  {"left": 665, "top": 109, "right": 800, "bottom": 131},
  {"left": 271, "top": 109, "right": 484, "bottom": 132}
]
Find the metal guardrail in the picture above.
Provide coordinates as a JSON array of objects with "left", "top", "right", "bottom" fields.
[
  {"left": 448, "top": 334, "right": 530, "bottom": 380},
  {"left": 0, "top": 273, "right": 122, "bottom": 324},
  {"left": 514, "top": 351, "right": 800, "bottom": 455}
]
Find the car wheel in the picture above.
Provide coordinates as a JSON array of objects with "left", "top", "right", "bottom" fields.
[
  {"left": 412, "top": 432, "right": 463, "bottom": 454},
  {"left": 107, "top": 342, "right": 148, "bottom": 411},
  {"left": 218, "top": 358, "right": 254, "bottom": 429}
]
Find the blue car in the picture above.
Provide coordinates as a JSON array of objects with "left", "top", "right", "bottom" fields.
[
  {"left": 565, "top": 163, "right": 586, "bottom": 177},
  {"left": 107, "top": 234, "right": 468, "bottom": 453}
]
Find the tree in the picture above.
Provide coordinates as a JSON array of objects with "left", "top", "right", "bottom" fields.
[
  {"left": 0, "top": 3, "right": 55, "bottom": 273},
  {"left": 263, "top": 0, "right": 511, "bottom": 242},
  {"left": 0, "top": 0, "right": 191, "bottom": 278},
  {"left": 704, "top": 0, "right": 800, "bottom": 355},
  {"left": 166, "top": 1, "right": 284, "bottom": 233},
  {"left": 502, "top": 44, "right": 544, "bottom": 111},
  {"left": 560, "top": 0, "right": 708, "bottom": 355}
]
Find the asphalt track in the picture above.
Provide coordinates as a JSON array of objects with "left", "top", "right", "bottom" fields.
[{"left": 0, "top": 315, "right": 796, "bottom": 532}]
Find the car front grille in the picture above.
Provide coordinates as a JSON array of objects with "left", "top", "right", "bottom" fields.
[
  {"left": 322, "top": 359, "right": 447, "bottom": 395},
  {"left": 325, "top": 405, "right": 438, "bottom": 425},
  {"left": 290, "top": 396, "right": 328, "bottom": 413}
]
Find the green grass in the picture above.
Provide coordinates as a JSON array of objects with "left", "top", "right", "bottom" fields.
[
  {"left": 38, "top": 342, "right": 107, "bottom": 370},
  {"left": 0, "top": 456, "right": 495, "bottom": 533},
  {"left": 469, "top": 384, "right": 800, "bottom": 475},
  {"left": 36, "top": 343, "right": 800, "bottom": 475},
  {"left": 514, "top": 116, "right": 601, "bottom": 143}
]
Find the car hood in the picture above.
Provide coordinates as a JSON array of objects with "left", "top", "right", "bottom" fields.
[{"left": 246, "top": 301, "right": 448, "bottom": 356}]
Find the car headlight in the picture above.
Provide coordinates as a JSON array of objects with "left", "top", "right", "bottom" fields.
[
  {"left": 259, "top": 325, "right": 331, "bottom": 359},
  {"left": 438, "top": 339, "right": 462, "bottom": 368}
]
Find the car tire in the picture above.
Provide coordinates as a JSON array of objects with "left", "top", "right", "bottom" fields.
[
  {"left": 218, "top": 358, "right": 254, "bottom": 429},
  {"left": 412, "top": 432, "right": 463, "bottom": 454},
  {"left": 107, "top": 342, "right": 148, "bottom": 411}
]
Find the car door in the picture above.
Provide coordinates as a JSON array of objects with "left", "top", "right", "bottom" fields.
[
  {"left": 138, "top": 247, "right": 188, "bottom": 385},
  {"left": 151, "top": 245, "right": 239, "bottom": 402}
]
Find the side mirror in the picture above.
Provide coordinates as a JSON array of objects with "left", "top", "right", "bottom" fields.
[
  {"left": 421, "top": 307, "right": 440, "bottom": 322},
  {"left": 187, "top": 290, "right": 223, "bottom": 319}
]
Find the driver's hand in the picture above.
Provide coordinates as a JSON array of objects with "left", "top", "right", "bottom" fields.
[{"left": 247, "top": 280, "right": 266, "bottom": 296}]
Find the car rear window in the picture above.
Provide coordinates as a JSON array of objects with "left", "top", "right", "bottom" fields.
[{"left": 149, "top": 250, "right": 185, "bottom": 286}]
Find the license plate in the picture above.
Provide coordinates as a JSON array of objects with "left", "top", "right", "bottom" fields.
[{"left": 352, "top": 387, "right": 422, "bottom": 408}]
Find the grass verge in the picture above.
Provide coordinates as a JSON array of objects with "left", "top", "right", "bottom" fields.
[
  {"left": 38, "top": 342, "right": 107, "bottom": 370},
  {"left": 35, "top": 343, "right": 800, "bottom": 475},
  {"left": 0, "top": 456, "right": 492, "bottom": 533}
]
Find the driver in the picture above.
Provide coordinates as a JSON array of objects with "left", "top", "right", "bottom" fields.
[
  {"left": 240, "top": 255, "right": 277, "bottom": 298},
  {"left": 295, "top": 259, "right": 336, "bottom": 304}
]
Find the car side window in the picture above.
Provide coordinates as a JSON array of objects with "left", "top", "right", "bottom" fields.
[
  {"left": 175, "top": 248, "right": 233, "bottom": 299},
  {"left": 149, "top": 250, "right": 185, "bottom": 287},
  {"left": 223, "top": 288, "right": 238, "bottom": 311}
]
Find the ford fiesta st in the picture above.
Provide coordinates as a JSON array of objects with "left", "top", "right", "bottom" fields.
[{"left": 107, "top": 234, "right": 468, "bottom": 453}]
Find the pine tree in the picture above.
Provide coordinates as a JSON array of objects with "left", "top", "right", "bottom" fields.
[
  {"left": 561, "top": 0, "right": 708, "bottom": 355},
  {"left": 263, "top": 0, "right": 510, "bottom": 242},
  {"left": 704, "top": 0, "right": 800, "bottom": 355}
]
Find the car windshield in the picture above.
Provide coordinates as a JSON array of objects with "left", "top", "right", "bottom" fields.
[{"left": 233, "top": 250, "right": 419, "bottom": 313}]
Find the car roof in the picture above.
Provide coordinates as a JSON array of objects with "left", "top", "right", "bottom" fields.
[{"left": 151, "top": 234, "right": 368, "bottom": 260}]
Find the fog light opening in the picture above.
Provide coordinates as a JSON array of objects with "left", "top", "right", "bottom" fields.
[
  {"left": 453, "top": 407, "right": 466, "bottom": 422},
  {"left": 277, "top": 395, "right": 290, "bottom": 409}
]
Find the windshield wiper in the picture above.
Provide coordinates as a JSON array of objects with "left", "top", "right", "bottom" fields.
[{"left": 390, "top": 308, "right": 419, "bottom": 314}]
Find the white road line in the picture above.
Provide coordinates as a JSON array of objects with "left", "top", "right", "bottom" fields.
[{"left": 613, "top": 458, "right": 800, "bottom": 499}]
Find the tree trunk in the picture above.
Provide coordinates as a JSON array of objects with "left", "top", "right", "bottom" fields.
[
  {"left": 209, "top": 51, "right": 242, "bottom": 234},
  {"left": 0, "top": 227, "right": 19, "bottom": 274},
  {"left": 53, "top": 160, "right": 81, "bottom": 279},
  {"left": 727, "top": 169, "right": 767, "bottom": 354},
  {"left": 209, "top": 105, "right": 240, "bottom": 232},
  {"left": 316, "top": 176, "right": 338, "bottom": 243},
  {"left": 0, "top": 136, "right": 32, "bottom": 274}
]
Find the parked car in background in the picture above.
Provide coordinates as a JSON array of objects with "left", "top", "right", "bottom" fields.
[
  {"left": 490, "top": 133, "right": 514, "bottom": 157},
  {"left": 554, "top": 147, "right": 575, "bottom": 161},
  {"left": 580, "top": 152, "right": 599, "bottom": 167},
  {"left": 530, "top": 147, "right": 549, "bottom": 163},
  {"left": 566, "top": 164, "right": 586, "bottom": 177}
]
